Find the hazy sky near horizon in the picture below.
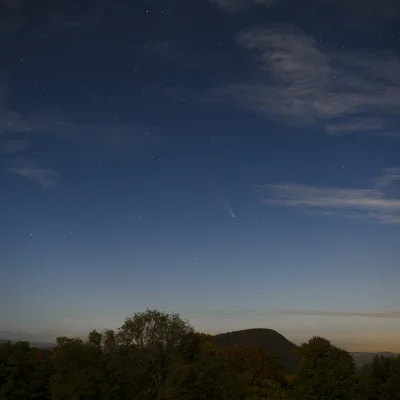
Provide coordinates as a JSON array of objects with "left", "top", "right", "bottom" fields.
[{"left": 0, "top": 0, "right": 399, "bottom": 352}]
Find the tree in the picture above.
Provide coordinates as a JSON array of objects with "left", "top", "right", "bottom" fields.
[
  {"left": 87, "top": 330, "right": 103, "bottom": 349},
  {"left": 290, "top": 336, "right": 358, "bottom": 400},
  {"left": 0, "top": 341, "right": 51, "bottom": 399},
  {"left": 160, "top": 333, "right": 250, "bottom": 399},
  {"left": 102, "top": 329, "right": 118, "bottom": 354},
  {"left": 27, "top": 347, "right": 52, "bottom": 399},
  {"left": 116, "top": 309, "right": 195, "bottom": 398},
  {"left": 221, "top": 344, "right": 288, "bottom": 399},
  {"left": 358, "top": 354, "right": 400, "bottom": 400},
  {"left": 50, "top": 337, "right": 105, "bottom": 400}
]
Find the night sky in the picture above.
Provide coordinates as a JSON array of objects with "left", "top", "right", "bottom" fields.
[{"left": 1, "top": 0, "right": 399, "bottom": 352}]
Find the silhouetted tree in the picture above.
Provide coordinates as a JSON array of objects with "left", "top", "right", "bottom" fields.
[
  {"left": 290, "top": 336, "right": 358, "bottom": 400},
  {"left": 50, "top": 337, "right": 104, "bottom": 400},
  {"left": 87, "top": 329, "right": 103, "bottom": 349},
  {"left": 115, "top": 308, "right": 194, "bottom": 397},
  {"left": 1, "top": 310, "right": 389, "bottom": 400},
  {"left": 358, "top": 353, "right": 400, "bottom": 399},
  {"left": 160, "top": 334, "right": 249, "bottom": 399},
  {"left": 221, "top": 344, "right": 288, "bottom": 399},
  {"left": 0, "top": 341, "right": 51, "bottom": 399}
]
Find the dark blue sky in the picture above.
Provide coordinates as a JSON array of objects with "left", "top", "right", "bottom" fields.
[{"left": 0, "top": 0, "right": 399, "bottom": 351}]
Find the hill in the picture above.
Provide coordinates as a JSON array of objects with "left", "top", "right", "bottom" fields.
[{"left": 213, "top": 328, "right": 299, "bottom": 373}]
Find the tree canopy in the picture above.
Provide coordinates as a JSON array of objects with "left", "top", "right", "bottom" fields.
[
  {"left": 290, "top": 336, "right": 358, "bottom": 400},
  {"left": 0, "top": 309, "right": 397, "bottom": 400}
]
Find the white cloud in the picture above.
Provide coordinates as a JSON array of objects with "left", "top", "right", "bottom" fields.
[
  {"left": 373, "top": 167, "right": 400, "bottom": 188},
  {"left": 210, "top": 24, "right": 400, "bottom": 135},
  {"left": 209, "top": 0, "right": 278, "bottom": 12},
  {"left": 8, "top": 159, "right": 59, "bottom": 188},
  {"left": 256, "top": 183, "right": 400, "bottom": 224}
]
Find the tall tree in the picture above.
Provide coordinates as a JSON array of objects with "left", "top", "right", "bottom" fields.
[
  {"left": 290, "top": 336, "right": 358, "bottom": 400},
  {"left": 116, "top": 309, "right": 194, "bottom": 397}
]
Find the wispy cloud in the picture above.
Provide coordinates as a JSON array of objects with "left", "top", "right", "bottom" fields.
[
  {"left": 0, "top": 139, "right": 29, "bottom": 154},
  {"left": 325, "top": 117, "right": 388, "bottom": 136},
  {"left": 255, "top": 183, "right": 400, "bottom": 224},
  {"left": 379, "top": 131, "right": 400, "bottom": 138},
  {"left": 270, "top": 309, "right": 400, "bottom": 319},
  {"left": 8, "top": 158, "right": 60, "bottom": 188},
  {"left": 0, "top": 110, "right": 150, "bottom": 145},
  {"left": 373, "top": 167, "right": 400, "bottom": 188},
  {"left": 209, "top": 24, "right": 400, "bottom": 135},
  {"left": 194, "top": 308, "right": 400, "bottom": 319},
  {"left": 209, "top": 0, "right": 279, "bottom": 12}
]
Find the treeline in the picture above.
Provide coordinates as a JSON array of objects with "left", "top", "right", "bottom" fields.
[{"left": 0, "top": 309, "right": 399, "bottom": 399}]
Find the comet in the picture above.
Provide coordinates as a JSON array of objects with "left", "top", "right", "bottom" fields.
[{"left": 209, "top": 179, "right": 236, "bottom": 219}]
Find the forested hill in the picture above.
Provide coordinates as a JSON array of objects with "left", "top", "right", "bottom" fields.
[{"left": 213, "top": 328, "right": 299, "bottom": 373}]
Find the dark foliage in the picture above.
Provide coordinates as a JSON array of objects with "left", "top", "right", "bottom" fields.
[
  {"left": 357, "top": 353, "right": 400, "bottom": 399},
  {"left": 0, "top": 310, "right": 398, "bottom": 400},
  {"left": 290, "top": 336, "right": 358, "bottom": 400},
  {"left": 0, "top": 341, "right": 52, "bottom": 399}
]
